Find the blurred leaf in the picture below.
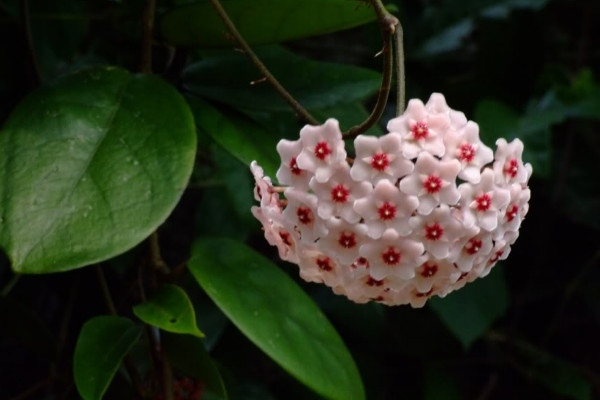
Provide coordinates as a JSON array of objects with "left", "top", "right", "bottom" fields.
[
  {"left": 73, "top": 316, "right": 142, "bottom": 400},
  {"left": 189, "top": 238, "right": 365, "bottom": 400},
  {"left": 133, "top": 284, "right": 204, "bottom": 338},
  {"left": 0, "top": 66, "right": 196, "bottom": 273},
  {"left": 494, "top": 335, "right": 592, "bottom": 400},
  {"left": 161, "top": 0, "right": 377, "bottom": 48},
  {"left": 188, "top": 96, "right": 279, "bottom": 179},
  {"left": 474, "top": 96, "right": 564, "bottom": 179},
  {"left": 0, "top": 296, "right": 57, "bottom": 359},
  {"left": 183, "top": 46, "right": 381, "bottom": 113},
  {"left": 163, "top": 332, "right": 228, "bottom": 399},
  {"left": 481, "top": 0, "right": 551, "bottom": 19},
  {"left": 430, "top": 267, "right": 509, "bottom": 348},
  {"left": 415, "top": 18, "right": 474, "bottom": 57}
]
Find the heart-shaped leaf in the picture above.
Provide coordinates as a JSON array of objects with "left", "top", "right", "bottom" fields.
[
  {"left": 163, "top": 332, "right": 228, "bottom": 399},
  {"left": 161, "top": 0, "right": 377, "bottom": 48},
  {"left": 133, "top": 284, "right": 205, "bottom": 337},
  {"left": 189, "top": 238, "right": 365, "bottom": 400},
  {"left": 0, "top": 66, "right": 197, "bottom": 273},
  {"left": 74, "top": 316, "right": 142, "bottom": 400},
  {"left": 183, "top": 46, "right": 381, "bottom": 112}
]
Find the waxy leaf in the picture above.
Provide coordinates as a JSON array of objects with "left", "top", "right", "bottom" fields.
[
  {"left": 189, "top": 238, "right": 365, "bottom": 400},
  {"left": 133, "top": 284, "right": 204, "bottom": 337},
  {"left": 163, "top": 332, "right": 228, "bottom": 399},
  {"left": 74, "top": 316, "right": 142, "bottom": 400},
  {"left": 0, "top": 66, "right": 196, "bottom": 273},
  {"left": 183, "top": 46, "right": 382, "bottom": 113},
  {"left": 161, "top": 0, "right": 377, "bottom": 48},
  {"left": 430, "top": 267, "right": 509, "bottom": 348},
  {"left": 189, "top": 96, "right": 280, "bottom": 179}
]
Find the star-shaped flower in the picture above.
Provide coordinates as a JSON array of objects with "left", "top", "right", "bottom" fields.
[
  {"left": 409, "top": 204, "right": 466, "bottom": 259},
  {"left": 458, "top": 168, "right": 510, "bottom": 231},
  {"left": 276, "top": 138, "right": 312, "bottom": 190},
  {"left": 493, "top": 138, "right": 531, "bottom": 185},
  {"left": 282, "top": 188, "right": 327, "bottom": 244},
  {"left": 444, "top": 121, "right": 494, "bottom": 184},
  {"left": 296, "top": 118, "right": 347, "bottom": 183},
  {"left": 320, "top": 218, "right": 369, "bottom": 265},
  {"left": 350, "top": 133, "right": 413, "bottom": 183}
]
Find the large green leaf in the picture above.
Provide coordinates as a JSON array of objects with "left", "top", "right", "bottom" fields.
[
  {"left": 430, "top": 267, "right": 509, "bottom": 348},
  {"left": 73, "top": 316, "right": 143, "bottom": 400},
  {"left": 183, "top": 46, "right": 381, "bottom": 113},
  {"left": 133, "top": 284, "right": 204, "bottom": 338},
  {"left": 161, "top": 0, "right": 377, "bottom": 48},
  {"left": 163, "top": 332, "right": 228, "bottom": 399},
  {"left": 0, "top": 66, "right": 196, "bottom": 273},
  {"left": 189, "top": 96, "right": 280, "bottom": 179},
  {"left": 188, "top": 238, "right": 365, "bottom": 400}
]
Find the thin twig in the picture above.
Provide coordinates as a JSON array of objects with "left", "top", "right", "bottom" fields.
[
  {"left": 343, "top": 1, "right": 397, "bottom": 138},
  {"left": 21, "top": 0, "right": 41, "bottom": 86},
  {"left": 161, "top": 331, "right": 174, "bottom": 400},
  {"left": 207, "top": 0, "right": 319, "bottom": 125},
  {"left": 140, "top": 0, "right": 156, "bottom": 73},
  {"left": 149, "top": 231, "right": 171, "bottom": 274},
  {"left": 1, "top": 274, "right": 21, "bottom": 296},
  {"left": 95, "top": 265, "right": 118, "bottom": 316},
  {"left": 394, "top": 22, "right": 406, "bottom": 116}
]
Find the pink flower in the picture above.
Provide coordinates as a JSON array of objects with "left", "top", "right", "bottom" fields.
[
  {"left": 250, "top": 161, "right": 280, "bottom": 210},
  {"left": 251, "top": 206, "right": 299, "bottom": 263},
  {"left": 458, "top": 169, "right": 510, "bottom": 231},
  {"left": 296, "top": 118, "right": 347, "bottom": 183},
  {"left": 276, "top": 139, "right": 312, "bottom": 190},
  {"left": 495, "top": 183, "right": 531, "bottom": 239},
  {"left": 387, "top": 98, "right": 449, "bottom": 159},
  {"left": 444, "top": 121, "right": 494, "bottom": 184},
  {"left": 359, "top": 229, "right": 426, "bottom": 280},
  {"left": 493, "top": 138, "right": 531, "bottom": 185},
  {"left": 310, "top": 164, "right": 371, "bottom": 223},
  {"left": 412, "top": 258, "right": 461, "bottom": 294},
  {"left": 350, "top": 133, "right": 413, "bottom": 183},
  {"left": 425, "top": 93, "right": 468, "bottom": 130},
  {"left": 320, "top": 218, "right": 369, "bottom": 265},
  {"left": 282, "top": 188, "right": 327, "bottom": 244},
  {"left": 353, "top": 179, "right": 419, "bottom": 238},
  {"left": 298, "top": 249, "right": 345, "bottom": 287},
  {"left": 409, "top": 204, "right": 466, "bottom": 259},
  {"left": 453, "top": 231, "right": 494, "bottom": 272},
  {"left": 399, "top": 152, "right": 461, "bottom": 215}
]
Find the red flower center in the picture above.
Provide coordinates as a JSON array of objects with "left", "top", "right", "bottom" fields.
[
  {"left": 331, "top": 184, "right": 350, "bottom": 203},
  {"left": 415, "top": 288, "right": 434, "bottom": 298},
  {"left": 424, "top": 175, "right": 442, "bottom": 194},
  {"left": 371, "top": 153, "right": 389, "bottom": 171},
  {"left": 458, "top": 143, "right": 475, "bottom": 162},
  {"left": 316, "top": 257, "right": 333, "bottom": 271},
  {"left": 279, "top": 231, "right": 292, "bottom": 246},
  {"left": 506, "top": 204, "right": 519, "bottom": 221},
  {"left": 353, "top": 257, "right": 369, "bottom": 269},
  {"left": 366, "top": 276, "right": 384, "bottom": 286},
  {"left": 464, "top": 238, "right": 482, "bottom": 255},
  {"left": 338, "top": 232, "right": 357, "bottom": 248},
  {"left": 412, "top": 121, "right": 429, "bottom": 140},
  {"left": 420, "top": 262, "right": 438, "bottom": 277},
  {"left": 289, "top": 157, "right": 302, "bottom": 175},
  {"left": 425, "top": 223, "right": 444, "bottom": 241},
  {"left": 382, "top": 247, "right": 401, "bottom": 265},
  {"left": 314, "top": 141, "right": 332, "bottom": 160},
  {"left": 475, "top": 193, "right": 492, "bottom": 212},
  {"left": 504, "top": 158, "right": 519, "bottom": 178},
  {"left": 378, "top": 202, "right": 397, "bottom": 221},
  {"left": 296, "top": 207, "right": 312, "bottom": 224},
  {"left": 490, "top": 250, "right": 504, "bottom": 263}
]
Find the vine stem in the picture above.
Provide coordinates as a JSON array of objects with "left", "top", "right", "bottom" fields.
[
  {"left": 208, "top": 0, "right": 319, "bottom": 125},
  {"left": 149, "top": 231, "right": 171, "bottom": 274},
  {"left": 1, "top": 274, "right": 21, "bottom": 296},
  {"left": 140, "top": 0, "right": 156, "bottom": 73},
  {"left": 343, "top": 2, "right": 397, "bottom": 139},
  {"left": 394, "top": 21, "right": 406, "bottom": 116}
]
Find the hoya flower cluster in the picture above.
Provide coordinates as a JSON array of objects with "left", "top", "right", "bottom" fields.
[{"left": 251, "top": 94, "right": 531, "bottom": 307}]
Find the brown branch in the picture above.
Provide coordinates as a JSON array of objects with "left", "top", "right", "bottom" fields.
[
  {"left": 207, "top": 0, "right": 319, "bottom": 125},
  {"left": 394, "top": 21, "right": 406, "bottom": 116},
  {"left": 140, "top": 0, "right": 157, "bottom": 73},
  {"left": 343, "top": 3, "right": 397, "bottom": 139}
]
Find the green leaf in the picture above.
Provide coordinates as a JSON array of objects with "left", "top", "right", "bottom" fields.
[
  {"left": 430, "top": 267, "right": 509, "bottom": 348},
  {"left": 188, "top": 96, "right": 279, "bottom": 179},
  {"left": 74, "top": 316, "right": 142, "bottom": 400},
  {"left": 161, "top": 0, "right": 377, "bottom": 48},
  {"left": 133, "top": 284, "right": 204, "bottom": 338},
  {"left": 189, "top": 238, "right": 365, "bottom": 400},
  {"left": 183, "top": 46, "right": 381, "bottom": 112},
  {"left": 0, "top": 66, "right": 196, "bottom": 273},
  {"left": 163, "top": 332, "right": 228, "bottom": 399}
]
